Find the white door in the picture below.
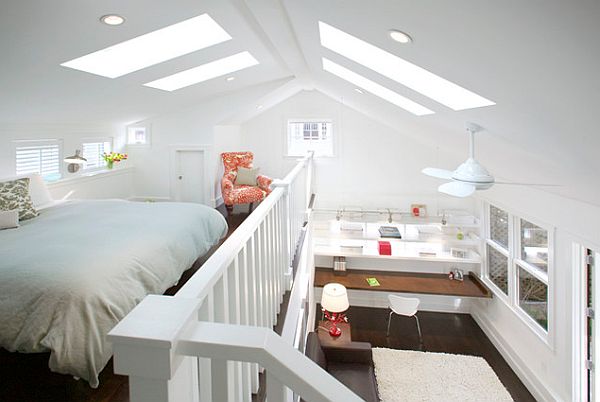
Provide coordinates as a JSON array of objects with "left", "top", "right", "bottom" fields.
[{"left": 174, "top": 150, "right": 205, "bottom": 203}]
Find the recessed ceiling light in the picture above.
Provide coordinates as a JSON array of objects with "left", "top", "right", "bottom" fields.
[
  {"left": 319, "top": 21, "right": 495, "bottom": 111},
  {"left": 100, "top": 14, "right": 125, "bottom": 26},
  {"left": 62, "top": 14, "right": 231, "bottom": 78},
  {"left": 354, "top": 88, "right": 364, "bottom": 94},
  {"left": 388, "top": 30, "right": 412, "bottom": 44},
  {"left": 257, "top": 105, "right": 263, "bottom": 110},
  {"left": 323, "top": 58, "right": 434, "bottom": 116},
  {"left": 144, "top": 52, "right": 259, "bottom": 91},
  {"left": 226, "top": 76, "right": 236, "bottom": 81}
]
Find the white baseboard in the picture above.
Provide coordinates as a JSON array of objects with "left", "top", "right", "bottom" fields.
[
  {"left": 470, "top": 308, "right": 563, "bottom": 402},
  {"left": 213, "top": 196, "right": 223, "bottom": 208}
]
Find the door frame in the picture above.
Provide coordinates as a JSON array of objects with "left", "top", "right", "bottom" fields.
[
  {"left": 169, "top": 144, "right": 212, "bottom": 205},
  {"left": 573, "top": 240, "right": 600, "bottom": 402}
]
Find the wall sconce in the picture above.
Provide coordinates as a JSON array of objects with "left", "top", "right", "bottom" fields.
[{"left": 64, "top": 150, "right": 87, "bottom": 173}]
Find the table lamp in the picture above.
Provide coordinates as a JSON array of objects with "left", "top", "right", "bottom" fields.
[{"left": 321, "top": 283, "right": 349, "bottom": 337}]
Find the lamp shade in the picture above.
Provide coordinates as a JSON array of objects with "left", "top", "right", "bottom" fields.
[
  {"left": 321, "top": 283, "right": 349, "bottom": 313},
  {"left": 64, "top": 149, "right": 87, "bottom": 164}
]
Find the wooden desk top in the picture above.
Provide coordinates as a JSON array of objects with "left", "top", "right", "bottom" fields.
[
  {"left": 314, "top": 267, "right": 492, "bottom": 298},
  {"left": 317, "top": 321, "right": 352, "bottom": 347}
]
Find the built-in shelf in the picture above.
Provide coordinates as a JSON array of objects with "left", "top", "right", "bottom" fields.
[{"left": 314, "top": 238, "right": 481, "bottom": 264}]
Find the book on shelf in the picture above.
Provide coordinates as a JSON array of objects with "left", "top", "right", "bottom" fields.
[
  {"left": 378, "top": 226, "right": 402, "bottom": 238},
  {"left": 366, "top": 277, "right": 380, "bottom": 287}
]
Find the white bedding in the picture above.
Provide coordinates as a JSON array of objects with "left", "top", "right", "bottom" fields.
[{"left": 0, "top": 199, "right": 227, "bottom": 387}]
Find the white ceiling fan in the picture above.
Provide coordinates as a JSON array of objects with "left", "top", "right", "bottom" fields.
[{"left": 422, "top": 123, "right": 555, "bottom": 197}]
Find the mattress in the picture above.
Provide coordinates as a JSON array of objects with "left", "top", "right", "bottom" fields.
[{"left": 0, "top": 199, "right": 227, "bottom": 387}]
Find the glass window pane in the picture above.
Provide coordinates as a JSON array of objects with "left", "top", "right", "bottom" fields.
[
  {"left": 518, "top": 266, "right": 548, "bottom": 330},
  {"left": 521, "top": 219, "right": 548, "bottom": 273},
  {"left": 489, "top": 205, "right": 508, "bottom": 249},
  {"left": 487, "top": 244, "right": 508, "bottom": 294}
]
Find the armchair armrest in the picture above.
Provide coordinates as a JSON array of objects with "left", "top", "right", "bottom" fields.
[
  {"left": 256, "top": 174, "right": 273, "bottom": 193},
  {"left": 323, "top": 341, "right": 373, "bottom": 365}
]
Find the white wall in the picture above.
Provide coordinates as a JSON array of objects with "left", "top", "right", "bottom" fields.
[
  {"left": 471, "top": 186, "right": 600, "bottom": 402},
  {"left": 126, "top": 80, "right": 286, "bottom": 206},
  {"left": 241, "top": 90, "right": 473, "bottom": 213}
]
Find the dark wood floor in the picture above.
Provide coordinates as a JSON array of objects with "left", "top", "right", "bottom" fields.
[{"left": 344, "top": 306, "right": 537, "bottom": 402}]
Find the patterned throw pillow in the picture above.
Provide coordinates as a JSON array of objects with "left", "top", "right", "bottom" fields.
[{"left": 0, "top": 178, "right": 39, "bottom": 220}]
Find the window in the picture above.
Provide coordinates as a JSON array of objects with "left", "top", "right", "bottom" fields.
[
  {"left": 127, "top": 124, "right": 151, "bottom": 146},
  {"left": 483, "top": 203, "right": 552, "bottom": 338},
  {"left": 487, "top": 244, "right": 509, "bottom": 295},
  {"left": 14, "top": 139, "right": 62, "bottom": 181},
  {"left": 287, "top": 119, "right": 333, "bottom": 157},
  {"left": 82, "top": 138, "right": 113, "bottom": 170}
]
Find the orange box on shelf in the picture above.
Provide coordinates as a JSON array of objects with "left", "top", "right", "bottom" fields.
[{"left": 378, "top": 241, "right": 391, "bottom": 255}]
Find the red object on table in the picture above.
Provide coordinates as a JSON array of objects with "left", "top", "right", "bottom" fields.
[{"left": 378, "top": 241, "right": 391, "bottom": 255}]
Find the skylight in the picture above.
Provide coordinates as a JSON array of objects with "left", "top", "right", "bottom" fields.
[
  {"left": 61, "top": 14, "right": 231, "bottom": 78},
  {"left": 322, "top": 58, "right": 434, "bottom": 116},
  {"left": 319, "top": 22, "right": 495, "bottom": 111},
  {"left": 144, "top": 52, "right": 259, "bottom": 91}
]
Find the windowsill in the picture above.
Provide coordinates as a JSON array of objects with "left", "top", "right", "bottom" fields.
[{"left": 46, "top": 166, "right": 134, "bottom": 188}]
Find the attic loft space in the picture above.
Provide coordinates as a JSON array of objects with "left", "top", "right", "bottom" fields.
[{"left": 1, "top": 1, "right": 600, "bottom": 402}]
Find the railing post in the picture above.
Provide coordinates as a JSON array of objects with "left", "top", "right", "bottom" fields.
[
  {"left": 107, "top": 295, "right": 202, "bottom": 402},
  {"left": 271, "top": 179, "right": 293, "bottom": 290}
]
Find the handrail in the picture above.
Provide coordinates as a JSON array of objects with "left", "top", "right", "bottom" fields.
[
  {"left": 178, "top": 322, "right": 363, "bottom": 402},
  {"left": 176, "top": 186, "right": 284, "bottom": 299},
  {"left": 107, "top": 153, "right": 352, "bottom": 402}
]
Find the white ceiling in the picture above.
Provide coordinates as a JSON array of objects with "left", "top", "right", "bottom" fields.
[{"left": 2, "top": 0, "right": 599, "bottom": 205}]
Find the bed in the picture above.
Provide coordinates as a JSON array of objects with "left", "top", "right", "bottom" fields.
[{"left": 0, "top": 197, "right": 227, "bottom": 387}]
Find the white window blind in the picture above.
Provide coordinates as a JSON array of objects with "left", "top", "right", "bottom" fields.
[
  {"left": 14, "top": 140, "right": 62, "bottom": 180},
  {"left": 287, "top": 119, "right": 333, "bottom": 157},
  {"left": 82, "top": 140, "right": 112, "bottom": 170}
]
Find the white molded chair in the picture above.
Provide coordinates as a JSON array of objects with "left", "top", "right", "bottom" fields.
[{"left": 386, "top": 294, "right": 422, "bottom": 345}]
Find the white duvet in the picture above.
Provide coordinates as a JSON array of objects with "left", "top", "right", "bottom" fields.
[{"left": 0, "top": 199, "right": 227, "bottom": 387}]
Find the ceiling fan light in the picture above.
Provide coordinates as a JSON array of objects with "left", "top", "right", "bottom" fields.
[{"left": 438, "top": 181, "right": 476, "bottom": 197}]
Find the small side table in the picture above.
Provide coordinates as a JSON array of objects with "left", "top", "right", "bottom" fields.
[{"left": 317, "top": 320, "right": 352, "bottom": 348}]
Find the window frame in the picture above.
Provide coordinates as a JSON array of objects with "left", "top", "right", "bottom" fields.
[
  {"left": 12, "top": 139, "right": 64, "bottom": 181},
  {"left": 286, "top": 118, "right": 335, "bottom": 158},
  {"left": 81, "top": 137, "right": 113, "bottom": 172},
  {"left": 126, "top": 123, "right": 151, "bottom": 147},
  {"left": 482, "top": 201, "right": 555, "bottom": 347}
]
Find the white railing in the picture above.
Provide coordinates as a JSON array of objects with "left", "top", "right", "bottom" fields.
[{"left": 108, "top": 153, "right": 361, "bottom": 402}]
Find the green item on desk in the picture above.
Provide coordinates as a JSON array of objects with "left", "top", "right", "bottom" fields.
[{"left": 366, "top": 277, "right": 380, "bottom": 287}]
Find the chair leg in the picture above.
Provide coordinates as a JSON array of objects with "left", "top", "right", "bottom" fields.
[
  {"left": 248, "top": 202, "right": 254, "bottom": 213},
  {"left": 225, "top": 204, "right": 233, "bottom": 215},
  {"left": 414, "top": 314, "right": 423, "bottom": 346},
  {"left": 386, "top": 310, "right": 394, "bottom": 337}
]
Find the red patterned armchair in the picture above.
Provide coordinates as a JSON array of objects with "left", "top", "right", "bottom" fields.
[{"left": 221, "top": 151, "right": 273, "bottom": 214}]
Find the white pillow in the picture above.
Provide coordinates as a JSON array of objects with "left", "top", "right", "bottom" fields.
[
  {"left": 0, "top": 173, "right": 53, "bottom": 208},
  {"left": 0, "top": 210, "right": 19, "bottom": 230}
]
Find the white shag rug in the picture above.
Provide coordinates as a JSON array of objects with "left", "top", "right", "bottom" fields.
[{"left": 372, "top": 348, "right": 514, "bottom": 402}]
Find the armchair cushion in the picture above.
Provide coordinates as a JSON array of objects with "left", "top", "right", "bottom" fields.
[{"left": 235, "top": 167, "right": 259, "bottom": 186}]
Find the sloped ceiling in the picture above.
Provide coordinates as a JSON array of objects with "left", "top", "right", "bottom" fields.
[{"left": 2, "top": 0, "right": 599, "bottom": 205}]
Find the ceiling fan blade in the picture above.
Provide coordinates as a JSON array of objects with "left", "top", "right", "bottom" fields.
[
  {"left": 422, "top": 167, "right": 454, "bottom": 180},
  {"left": 494, "top": 181, "right": 562, "bottom": 187},
  {"left": 438, "top": 181, "right": 476, "bottom": 197}
]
